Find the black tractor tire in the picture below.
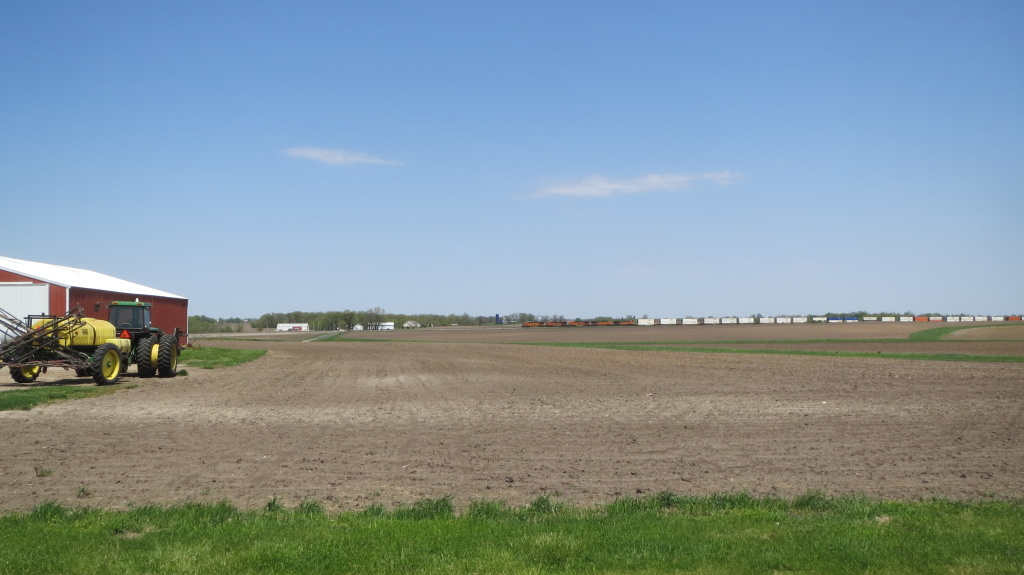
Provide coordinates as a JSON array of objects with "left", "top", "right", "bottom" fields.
[
  {"left": 91, "top": 343, "right": 123, "bottom": 385},
  {"left": 157, "top": 333, "right": 179, "bottom": 378},
  {"left": 10, "top": 366, "right": 41, "bottom": 384},
  {"left": 75, "top": 368, "right": 91, "bottom": 377},
  {"left": 136, "top": 336, "right": 157, "bottom": 378}
]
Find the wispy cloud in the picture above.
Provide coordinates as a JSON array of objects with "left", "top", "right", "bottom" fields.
[
  {"left": 534, "top": 171, "right": 741, "bottom": 198},
  {"left": 284, "top": 147, "right": 401, "bottom": 166}
]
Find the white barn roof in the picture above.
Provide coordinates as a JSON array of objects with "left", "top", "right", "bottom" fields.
[{"left": 0, "top": 256, "right": 186, "bottom": 300}]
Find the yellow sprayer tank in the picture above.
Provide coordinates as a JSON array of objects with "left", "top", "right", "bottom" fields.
[
  {"left": 33, "top": 317, "right": 131, "bottom": 353},
  {"left": 66, "top": 318, "right": 117, "bottom": 346}
]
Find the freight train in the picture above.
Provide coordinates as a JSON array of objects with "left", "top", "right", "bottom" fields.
[
  {"left": 522, "top": 320, "right": 636, "bottom": 327},
  {"left": 522, "top": 316, "right": 1022, "bottom": 327}
]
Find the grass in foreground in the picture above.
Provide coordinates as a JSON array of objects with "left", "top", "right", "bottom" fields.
[
  {"left": 1, "top": 493, "right": 1021, "bottom": 574},
  {"left": 178, "top": 346, "right": 267, "bottom": 369},
  {"left": 0, "top": 385, "right": 121, "bottom": 411}
]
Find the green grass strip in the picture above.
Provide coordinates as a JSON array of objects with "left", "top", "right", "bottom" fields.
[
  {"left": 178, "top": 347, "right": 267, "bottom": 369},
  {"left": 0, "top": 348, "right": 264, "bottom": 411},
  {"left": 1, "top": 493, "right": 1022, "bottom": 574},
  {"left": 909, "top": 326, "right": 971, "bottom": 341},
  {"left": 316, "top": 336, "right": 406, "bottom": 343},
  {"left": 533, "top": 342, "right": 1024, "bottom": 362},
  {"left": 319, "top": 335, "right": 1023, "bottom": 362},
  {"left": 543, "top": 338, "right": 910, "bottom": 345},
  {"left": 0, "top": 385, "right": 119, "bottom": 412},
  {"left": 909, "top": 323, "right": 1024, "bottom": 341}
]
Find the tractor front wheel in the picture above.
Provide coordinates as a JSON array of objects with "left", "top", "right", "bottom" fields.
[
  {"left": 91, "top": 343, "right": 122, "bottom": 385},
  {"left": 10, "top": 366, "right": 41, "bottom": 384},
  {"left": 136, "top": 336, "right": 157, "bottom": 378},
  {"left": 157, "top": 334, "right": 179, "bottom": 378}
]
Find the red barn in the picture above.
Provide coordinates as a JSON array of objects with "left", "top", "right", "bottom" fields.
[{"left": 0, "top": 256, "right": 188, "bottom": 342}]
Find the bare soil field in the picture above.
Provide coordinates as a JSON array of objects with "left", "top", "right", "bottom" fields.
[{"left": 1, "top": 323, "right": 1021, "bottom": 512}]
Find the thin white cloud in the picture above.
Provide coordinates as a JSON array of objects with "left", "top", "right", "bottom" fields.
[
  {"left": 534, "top": 171, "right": 741, "bottom": 198},
  {"left": 285, "top": 147, "right": 401, "bottom": 166}
]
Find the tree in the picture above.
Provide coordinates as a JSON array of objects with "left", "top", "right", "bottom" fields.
[
  {"left": 338, "top": 310, "right": 356, "bottom": 330},
  {"left": 363, "top": 307, "right": 385, "bottom": 330}
]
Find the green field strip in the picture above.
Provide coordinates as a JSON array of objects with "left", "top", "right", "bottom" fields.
[
  {"left": 909, "top": 323, "right": 1024, "bottom": 341},
  {"left": 532, "top": 342, "right": 1024, "bottom": 363},
  {"left": 178, "top": 347, "right": 267, "bottom": 369},
  {"left": 315, "top": 336, "right": 413, "bottom": 343},
  {"left": 546, "top": 338, "right": 911, "bottom": 345},
  {"left": 323, "top": 337, "right": 1023, "bottom": 362}
]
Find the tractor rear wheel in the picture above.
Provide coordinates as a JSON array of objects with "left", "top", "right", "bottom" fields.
[
  {"left": 136, "top": 336, "right": 157, "bottom": 378},
  {"left": 10, "top": 366, "right": 41, "bottom": 384},
  {"left": 91, "top": 343, "right": 122, "bottom": 385},
  {"left": 157, "top": 334, "right": 178, "bottom": 378}
]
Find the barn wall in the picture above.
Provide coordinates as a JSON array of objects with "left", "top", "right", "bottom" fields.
[
  {"left": 0, "top": 283, "right": 49, "bottom": 321},
  {"left": 68, "top": 288, "right": 189, "bottom": 342},
  {"left": 50, "top": 284, "right": 67, "bottom": 314},
  {"left": 0, "top": 269, "right": 63, "bottom": 315}
]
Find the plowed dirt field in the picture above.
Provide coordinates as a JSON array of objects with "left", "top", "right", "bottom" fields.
[{"left": 1, "top": 323, "right": 1022, "bottom": 511}]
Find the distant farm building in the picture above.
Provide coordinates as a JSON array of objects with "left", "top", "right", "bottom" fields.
[
  {"left": 0, "top": 255, "right": 188, "bottom": 342},
  {"left": 276, "top": 323, "right": 309, "bottom": 332},
  {"left": 352, "top": 322, "right": 395, "bottom": 331}
]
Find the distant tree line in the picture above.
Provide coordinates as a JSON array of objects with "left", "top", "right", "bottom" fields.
[
  {"left": 190, "top": 308, "right": 1012, "bottom": 334},
  {"left": 187, "top": 315, "right": 246, "bottom": 333},
  {"left": 187, "top": 309, "right": 638, "bottom": 333}
]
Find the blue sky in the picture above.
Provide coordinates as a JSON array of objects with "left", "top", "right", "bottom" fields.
[{"left": 3, "top": 1, "right": 1022, "bottom": 319}]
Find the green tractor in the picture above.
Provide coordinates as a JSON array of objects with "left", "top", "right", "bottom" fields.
[{"left": 105, "top": 301, "right": 182, "bottom": 379}]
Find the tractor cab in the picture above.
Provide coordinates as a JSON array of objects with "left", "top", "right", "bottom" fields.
[{"left": 108, "top": 301, "right": 155, "bottom": 338}]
